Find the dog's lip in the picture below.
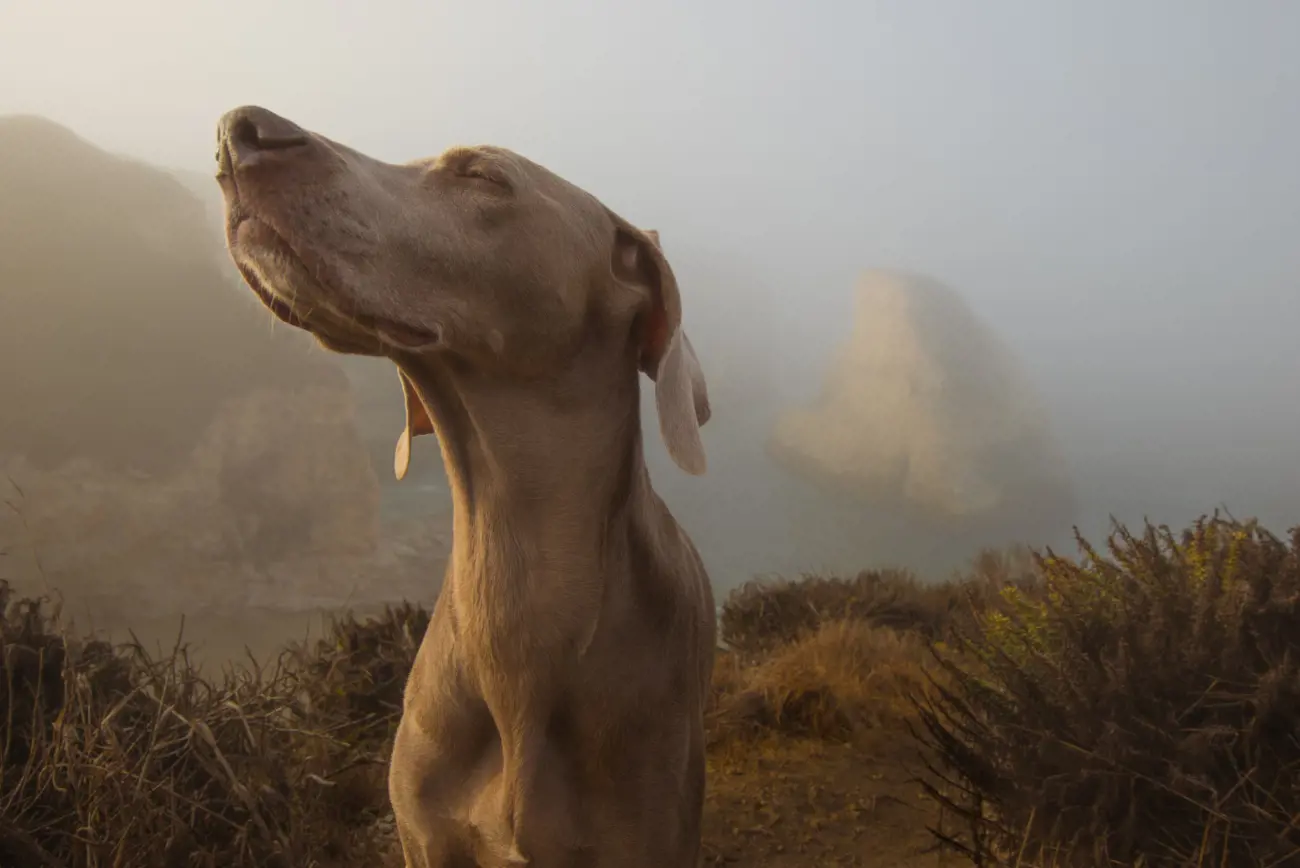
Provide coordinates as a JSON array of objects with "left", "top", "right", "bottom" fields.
[
  {"left": 227, "top": 211, "right": 441, "bottom": 348},
  {"left": 232, "top": 254, "right": 306, "bottom": 329},
  {"left": 226, "top": 211, "right": 321, "bottom": 332}
]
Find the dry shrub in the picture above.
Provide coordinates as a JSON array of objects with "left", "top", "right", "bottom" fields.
[
  {"left": 719, "top": 550, "right": 1033, "bottom": 660},
  {"left": 710, "top": 619, "right": 930, "bottom": 745},
  {"left": 721, "top": 568, "right": 953, "bottom": 658},
  {"left": 915, "top": 515, "right": 1300, "bottom": 867},
  {"left": 286, "top": 602, "right": 429, "bottom": 750},
  {"left": 711, "top": 548, "right": 1037, "bottom": 748},
  {"left": 963, "top": 544, "right": 1039, "bottom": 595},
  {"left": 0, "top": 580, "right": 428, "bottom": 868}
]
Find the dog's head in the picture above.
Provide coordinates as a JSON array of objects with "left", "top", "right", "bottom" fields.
[{"left": 215, "top": 105, "right": 709, "bottom": 477}]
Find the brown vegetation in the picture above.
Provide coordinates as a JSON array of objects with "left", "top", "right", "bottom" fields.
[{"left": 2, "top": 515, "right": 1298, "bottom": 866}]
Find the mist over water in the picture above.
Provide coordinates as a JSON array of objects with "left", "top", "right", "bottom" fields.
[{"left": 2, "top": 1, "right": 1298, "bottom": 659}]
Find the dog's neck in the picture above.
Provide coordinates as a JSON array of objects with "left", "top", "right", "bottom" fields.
[{"left": 394, "top": 344, "right": 650, "bottom": 588}]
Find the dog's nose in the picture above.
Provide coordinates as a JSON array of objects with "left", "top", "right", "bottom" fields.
[{"left": 216, "top": 105, "right": 309, "bottom": 173}]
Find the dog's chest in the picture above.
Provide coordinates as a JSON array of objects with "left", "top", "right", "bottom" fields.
[{"left": 448, "top": 565, "right": 607, "bottom": 660}]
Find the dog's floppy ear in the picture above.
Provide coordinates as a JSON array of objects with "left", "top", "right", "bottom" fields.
[
  {"left": 609, "top": 220, "right": 710, "bottom": 475},
  {"left": 394, "top": 369, "right": 435, "bottom": 481}
]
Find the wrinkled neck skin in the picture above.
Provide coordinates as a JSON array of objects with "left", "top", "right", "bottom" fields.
[{"left": 392, "top": 337, "right": 651, "bottom": 643}]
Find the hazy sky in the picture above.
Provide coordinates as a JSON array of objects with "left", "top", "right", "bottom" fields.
[{"left": 4, "top": 0, "right": 1299, "bottom": 539}]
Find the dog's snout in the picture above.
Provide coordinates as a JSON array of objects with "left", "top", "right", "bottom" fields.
[{"left": 217, "top": 105, "right": 309, "bottom": 173}]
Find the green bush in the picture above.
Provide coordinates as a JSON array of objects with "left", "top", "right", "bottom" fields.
[{"left": 915, "top": 516, "right": 1300, "bottom": 867}]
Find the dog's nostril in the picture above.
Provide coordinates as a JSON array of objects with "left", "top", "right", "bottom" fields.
[
  {"left": 232, "top": 116, "right": 307, "bottom": 153},
  {"left": 218, "top": 107, "right": 313, "bottom": 172},
  {"left": 230, "top": 117, "right": 261, "bottom": 150}
]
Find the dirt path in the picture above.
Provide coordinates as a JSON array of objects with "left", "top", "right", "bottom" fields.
[{"left": 704, "top": 736, "right": 945, "bottom": 867}]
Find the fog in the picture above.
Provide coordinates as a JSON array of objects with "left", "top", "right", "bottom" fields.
[{"left": 2, "top": 1, "right": 1298, "bottom": 652}]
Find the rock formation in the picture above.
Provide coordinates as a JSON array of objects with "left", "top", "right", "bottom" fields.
[
  {"left": 0, "top": 115, "right": 384, "bottom": 615},
  {"left": 769, "top": 269, "right": 1075, "bottom": 534}
]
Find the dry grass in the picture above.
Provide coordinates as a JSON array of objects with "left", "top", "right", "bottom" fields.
[
  {"left": 720, "top": 568, "right": 953, "bottom": 657},
  {"left": 4, "top": 514, "right": 1299, "bottom": 867},
  {"left": 719, "top": 548, "right": 1036, "bottom": 660},
  {"left": 710, "top": 551, "right": 1036, "bottom": 749},
  {"left": 710, "top": 619, "right": 930, "bottom": 745},
  {"left": 0, "top": 583, "right": 418, "bottom": 868}
]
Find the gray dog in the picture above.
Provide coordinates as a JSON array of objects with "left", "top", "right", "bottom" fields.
[{"left": 216, "top": 105, "right": 716, "bottom": 868}]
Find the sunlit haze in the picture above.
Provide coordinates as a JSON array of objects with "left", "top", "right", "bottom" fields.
[{"left": 3, "top": 0, "right": 1298, "bottom": 589}]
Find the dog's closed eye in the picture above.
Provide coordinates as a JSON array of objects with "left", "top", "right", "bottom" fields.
[
  {"left": 460, "top": 165, "right": 511, "bottom": 191},
  {"left": 434, "top": 147, "right": 513, "bottom": 193}
]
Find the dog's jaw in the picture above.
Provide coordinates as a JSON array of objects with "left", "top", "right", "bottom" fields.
[
  {"left": 225, "top": 215, "right": 308, "bottom": 329},
  {"left": 222, "top": 194, "right": 442, "bottom": 356}
]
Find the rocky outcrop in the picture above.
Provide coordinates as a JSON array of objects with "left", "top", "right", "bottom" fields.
[
  {"left": 769, "top": 269, "right": 1074, "bottom": 531},
  {"left": 0, "top": 115, "right": 388, "bottom": 612}
]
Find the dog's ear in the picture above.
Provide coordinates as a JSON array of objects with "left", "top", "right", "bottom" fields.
[
  {"left": 394, "top": 369, "right": 435, "bottom": 481},
  {"left": 609, "top": 222, "right": 710, "bottom": 475}
]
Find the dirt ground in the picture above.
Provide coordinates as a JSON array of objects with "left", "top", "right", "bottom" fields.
[{"left": 703, "top": 735, "right": 942, "bottom": 867}]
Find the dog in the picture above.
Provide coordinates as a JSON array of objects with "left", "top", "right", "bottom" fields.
[{"left": 215, "top": 105, "right": 715, "bottom": 867}]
